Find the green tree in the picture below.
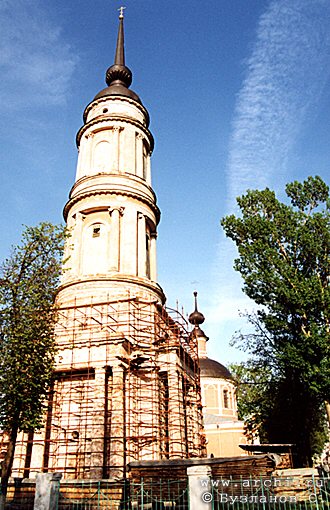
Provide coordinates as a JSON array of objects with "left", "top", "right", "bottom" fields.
[
  {"left": 0, "top": 223, "right": 66, "bottom": 504},
  {"left": 228, "top": 360, "right": 273, "bottom": 442},
  {"left": 221, "top": 176, "right": 330, "bottom": 466}
]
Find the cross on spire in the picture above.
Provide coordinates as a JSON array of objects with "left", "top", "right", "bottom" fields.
[{"left": 118, "top": 6, "right": 126, "bottom": 19}]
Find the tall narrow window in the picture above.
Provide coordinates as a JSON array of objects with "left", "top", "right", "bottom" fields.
[
  {"left": 92, "top": 224, "right": 101, "bottom": 237},
  {"left": 223, "top": 389, "right": 229, "bottom": 409},
  {"left": 82, "top": 222, "right": 108, "bottom": 275},
  {"left": 93, "top": 140, "right": 112, "bottom": 172}
]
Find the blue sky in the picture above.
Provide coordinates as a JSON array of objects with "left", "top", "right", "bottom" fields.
[{"left": 0, "top": 0, "right": 330, "bottom": 365}]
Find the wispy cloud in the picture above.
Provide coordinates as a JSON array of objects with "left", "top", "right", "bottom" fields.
[
  {"left": 227, "top": 0, "right": 330, "bottom": 207},
  {"left": 210, "top": 0, "right": 330, "bottom": 361},
  {"left": 0, "top": 0, "right": 78, "bottom": 109}
]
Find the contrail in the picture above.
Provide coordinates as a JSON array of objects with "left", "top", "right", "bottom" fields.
[
  {"left": 209, "top": 0, "right": 330, "bottom": 359},
  {"left": 226, "top": 0, "right": 330, "bottom": 208}
]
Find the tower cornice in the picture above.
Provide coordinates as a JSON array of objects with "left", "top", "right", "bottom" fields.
[
  {"left": 63, "top": 188, "right": 161, "bottom": 224},
  {"left": 83, "top": 95, "right": 150, "bottom": 127},
  {"left": 76, "top": 112, "right": 154, "bottom": 151},
  {"left": 57, "top": 274, "right": 166, "bottom": 305}
]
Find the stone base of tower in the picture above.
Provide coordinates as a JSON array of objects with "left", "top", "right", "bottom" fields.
[
  {"left": 10, "top": 298, "right": 206, "bottom": 480},
  {"left": 57, "top": 274, "right": 165, "bottom": 307}
]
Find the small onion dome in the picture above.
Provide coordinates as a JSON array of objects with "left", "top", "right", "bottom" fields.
[
  {"left": 94, "top": 13, "right": 141, "bottom": 104},
  {"left": 189, "top": 291, "right": 205, "bottom": 326},
  {"left": 199, "top": 358, "right": 233, "bottom": 380}
]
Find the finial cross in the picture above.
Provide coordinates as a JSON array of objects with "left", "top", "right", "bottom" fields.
[{"left": 118, "top": 6, "right": 126, "bottom": 19}]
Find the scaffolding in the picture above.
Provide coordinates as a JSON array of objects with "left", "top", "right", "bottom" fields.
[{"left": 11, "top": 294, "right": 206, "bottom": 479}]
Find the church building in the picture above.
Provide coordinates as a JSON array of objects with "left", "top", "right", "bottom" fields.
[
  {"left": 189, "top": 294, "right": 247, "bottom": 458},
  {"left": 11, "top": 12, "right": 205, "bottom": 480},
  {"left": 5, "top": 10, "right": 251, "bottom": 483}
]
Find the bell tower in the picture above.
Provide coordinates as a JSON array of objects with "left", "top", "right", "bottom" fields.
[
  {"left": 11, "top": 11, "right": 205, "bottom": 480},
  {"left": 61, "top": 10, "right": 163, "bottom": 307}
]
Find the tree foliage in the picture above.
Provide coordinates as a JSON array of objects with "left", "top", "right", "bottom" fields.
[
  {"left": 0, "top": 223, "right": 66, "bottom": 494},
  {"left": 222, "top": 176, "right": 330, "bottom": 466},
  {"left": 228, "top": 360, "right": 273, "bottom": 442}
]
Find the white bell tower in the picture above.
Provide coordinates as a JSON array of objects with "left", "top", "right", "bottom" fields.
[
  {"left": 60, "top": 11, "right": 164, "bottom": 308},
  {"left": 11, "top": 11, "right": 205, "bottom": 480}
]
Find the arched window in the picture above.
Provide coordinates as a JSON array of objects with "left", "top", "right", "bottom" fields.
[
  {"left": 223, "top": 389, "right": 229, "bottom": 409},
  {"left": 205, "top": 384, "right": 219, "bottom": 411},
  {"left": 93, "top": 140, "right": 112, "bottom": 172},
  {"left": 92, "top": 224, "right": 101, "bottom": 237},
  {"left": 82, "top": 222, "right": 108, "bottom": 275}
]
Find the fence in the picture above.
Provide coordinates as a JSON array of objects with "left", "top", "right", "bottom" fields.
[
  {"left": 56, "top": 478, "right": 188, "bottom": 509},
  {"left": 1, "top": 475, "right": 330, "bottom": 509}
]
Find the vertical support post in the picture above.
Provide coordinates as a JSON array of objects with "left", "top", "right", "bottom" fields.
[
  {"left": 146, "top": 152, "right": 152, "bottom": 185},
  {"left": 34, "top": 473, "right": 62, "bottom": 510},
  {"left": 150, "top": 232, "right": 157, "bottom": 281},
  {"left": 137, "top": 212, "right": 146, "bottom": 277},
  {"left": 187, "top": 465, "right": 212, "bottom": 510},
  {"left": 113, "top": 126, "right": 121, "bottom": 171},
  {"left": 90, "top": 367, "right": 106, "bottom": 479},
  {"left": 75, "top": 212, "right": 84, "bottom": 276},
  {"left": 109, "top": 364, "right": 125, "bottom": 479},
  {"left": 167, "top": 370, "right": 185, "bottom": 457},
  {"left": 135, "top": 133, "right": 144, "bottom": 178},
  {"left": 109, "top": 207, "right": 125, "bottom": 272}
]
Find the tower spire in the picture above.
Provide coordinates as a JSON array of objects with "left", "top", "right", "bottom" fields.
[
  {"left": 114, "top": 7, "right": 126, "bottom": 65},
  {"left": 105, "top": 9, "right": 132, "bottom": 89},
  {"left": 94, "top": 7, "right": 142, "bottom": 103},
  {"left": 94, "top": 7, "right": 144, "bottom": 112}
]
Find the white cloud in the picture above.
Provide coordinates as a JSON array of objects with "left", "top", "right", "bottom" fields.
[
  {"left": 226, "top": 0, "right": 330, "bottom": 207},
  {"left": 0, "top": 0, "right": 78, "bottom": 109},
  {"left": 212, "top": 1, "right": 330, "bottom": 361}
]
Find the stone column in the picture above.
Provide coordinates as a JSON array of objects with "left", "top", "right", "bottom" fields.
[
  {"left": 26, "top": 430, "right": 45, "bottom": 478},
  {"left": 86, "top": 132, "right": 94, "bottom": 173},
  {"left": 113, "top": 126, "right": 121, "bottom": 172},
  {"left": 167, "top": 369, "right": 185, "bottom": 457},
  {"left": 186, "top": 384, "right": 201, "bottom": 456},
  {"left": 90, "top": 367, "right": 107, "bottom": 479},
  {"left": 34, "top": 473, "right": 62, "bottom": 510},
  {"left": 187, "top": 465, "right": 212, "bottom": 510},
  {"left": 135, "top": 133, "right": 144, "bottom": 178},
  {"left": 146, "top": 152, "right": 152, "bottom": 184},
  {"left": 150, "top": 232, "right": 157, "bottom": 281},
  {"left": 75, "top": 212, "right": 84, "bottom": 276},
  {"left": 109, "top": 207, "right": 125, "bottom": 272},
  {"left": 109, "top": 364, "right": 125, "bottom": 479},
  {"left": 75, "top": 134, "right": 88, "bottom": 180},
  {"left": 137, "top": 212, "right": 146, "bottom": 277}
]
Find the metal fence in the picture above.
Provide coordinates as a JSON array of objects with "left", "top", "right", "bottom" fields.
[
  {"left": 56, "top": 478, "right": 188, "bottom": 509},
  {"left": 1, "top": 475, "right": 330, "bottom": 509}
]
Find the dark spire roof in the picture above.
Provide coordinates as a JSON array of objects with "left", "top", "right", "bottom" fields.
[
  {"left": 199, "top": 358, "right": 233, "bottom": 380},
  {"left": 189, "top": 291, "right": 205, "bottom": 326},
  {"left": 94, "top": 10, "right": 141, "bottom": 103}
]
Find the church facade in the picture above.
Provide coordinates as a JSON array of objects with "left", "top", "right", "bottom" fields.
[
  {"left": 10, "top": 13, "right": 205, "bottom": 480},
  {"left": 189, "top": 293, "right": 248, "bottom": 458}
]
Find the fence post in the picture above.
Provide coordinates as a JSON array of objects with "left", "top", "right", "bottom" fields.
[
  {"left": 34, "top": 473, "right": 62, "bottom": 510},
  {"left": 187, "top": 465, "right": 212, "bottom": 510}
]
